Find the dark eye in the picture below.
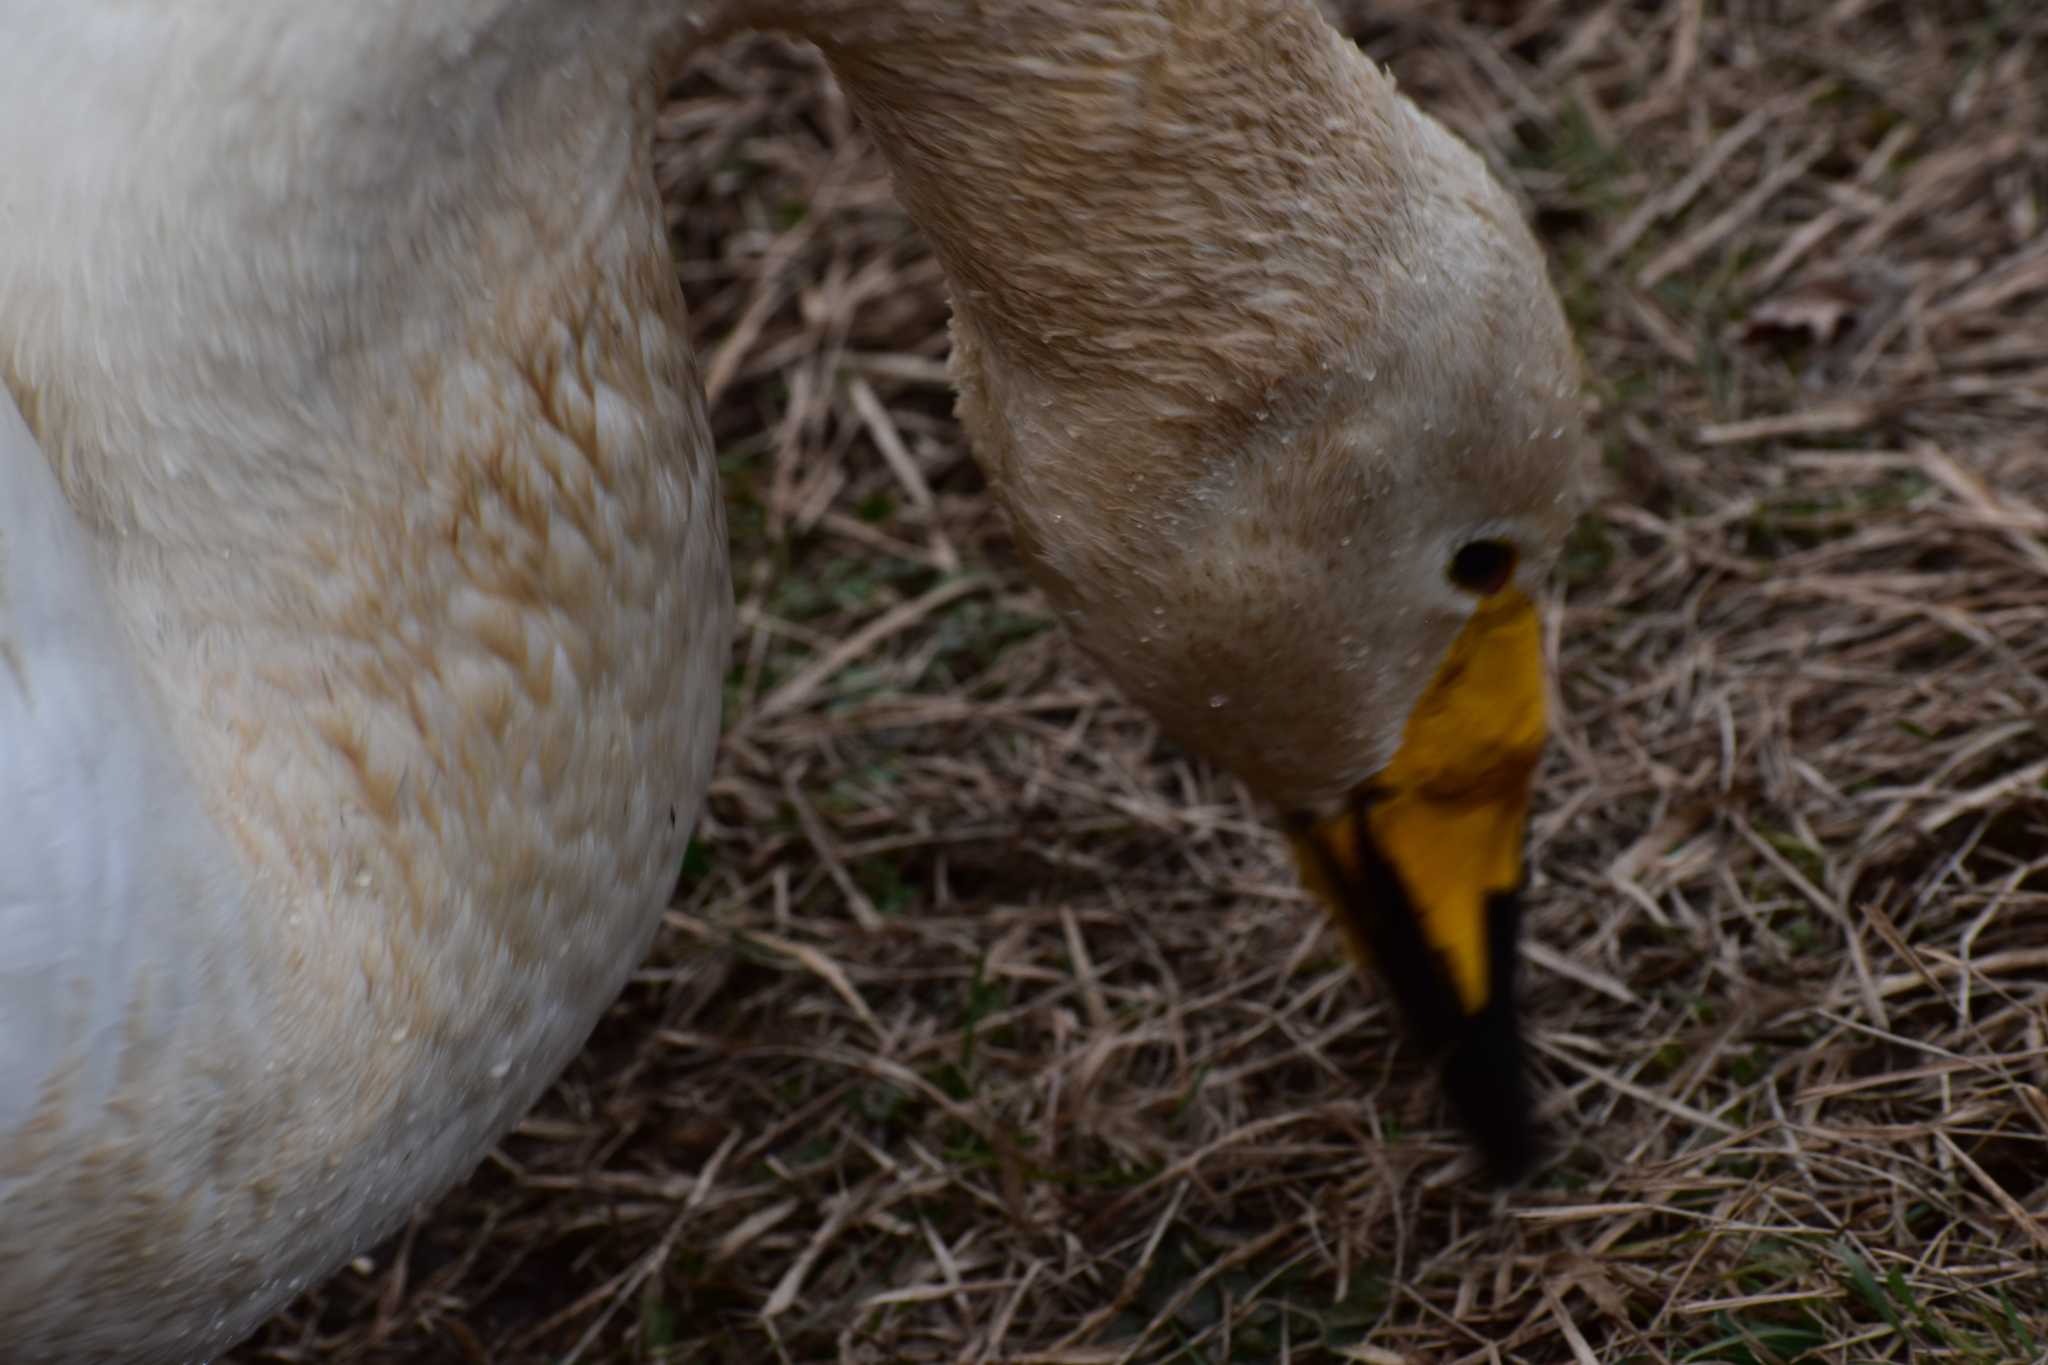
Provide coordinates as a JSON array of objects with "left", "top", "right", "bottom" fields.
[{"left": 1448, "top": 539, "right": 1517, "bottom": 596}]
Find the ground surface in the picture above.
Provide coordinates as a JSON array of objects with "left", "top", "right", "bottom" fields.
[{"left": 233, "top": 3, "right": 2048, "bottom": 1361}]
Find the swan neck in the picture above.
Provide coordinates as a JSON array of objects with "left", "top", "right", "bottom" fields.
[{"left": 779, "top": 0, "right": 1414, "bottom": 404}]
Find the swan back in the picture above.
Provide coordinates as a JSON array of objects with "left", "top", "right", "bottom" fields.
[{"left": 0, "top": 8, "right": 734, "bottom": 1356}]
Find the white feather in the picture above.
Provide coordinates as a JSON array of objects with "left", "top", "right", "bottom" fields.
[{"left": 0, "top": 387, "right": 235, "bottom": 1141}]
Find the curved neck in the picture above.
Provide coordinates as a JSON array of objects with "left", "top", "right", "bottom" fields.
[
  {"left": 767, "top": 1, "right": 1414, "bottom": 410},
  {"left": 6, "top": 0, "right": 1408, "bottom": 446}
]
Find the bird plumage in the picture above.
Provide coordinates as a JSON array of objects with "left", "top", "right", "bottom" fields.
[{"left": 0, "top": 2, "right": 1586, "bottom": 1358}]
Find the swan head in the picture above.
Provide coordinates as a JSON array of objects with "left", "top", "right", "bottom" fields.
[{"left": 947, "top": 95, "right": 1591, "bottom": 1178}]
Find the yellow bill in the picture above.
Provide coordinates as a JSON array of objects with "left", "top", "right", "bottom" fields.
[{"left": 1288, "top": 586, "right": 1547, "bottom": 1179}]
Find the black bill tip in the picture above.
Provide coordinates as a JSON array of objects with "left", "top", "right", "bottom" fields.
[
  {"left": 1439, "top": 883, "right": 1542, "bottom": 1184},
  {"left": 1440, "top": 988, "right": 1541, "bottom": 1184}
]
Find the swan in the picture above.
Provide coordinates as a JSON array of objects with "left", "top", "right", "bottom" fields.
[{"left": 0, "top": 0, "right": 1588, "bottom": 1358}]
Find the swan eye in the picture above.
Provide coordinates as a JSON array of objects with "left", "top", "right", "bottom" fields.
[{"left": 1447, "top": 539, "right": 1517, "bottom": 596}]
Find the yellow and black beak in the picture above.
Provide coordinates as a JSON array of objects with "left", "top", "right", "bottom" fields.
[{"left": 1288, "top": 586, "right": 1547, "bottom": 1181}]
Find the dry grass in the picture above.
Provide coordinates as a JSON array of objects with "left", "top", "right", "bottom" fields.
[{"left": 231, "top": 3, "right": 2048, "bottom": 1361}]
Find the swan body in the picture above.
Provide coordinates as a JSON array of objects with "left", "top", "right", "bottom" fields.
[{"left": 0, "top": 2, "right": 1587, "bottom": 1358}]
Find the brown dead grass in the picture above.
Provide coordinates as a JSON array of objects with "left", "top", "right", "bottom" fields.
[{"left": 230, "top": 3, "right": 2048, "bottom": 1361}]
